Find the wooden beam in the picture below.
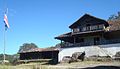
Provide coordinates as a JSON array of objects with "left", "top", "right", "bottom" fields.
[{"left": 74, "top": 36, "right": 76, "bottom": 44}]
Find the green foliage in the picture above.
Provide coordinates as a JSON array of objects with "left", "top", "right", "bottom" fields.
[
  {"left": 55, "top": 42, "right": 70, "bottom": 48},
  {"left": 0, "top": 54, "right": 19, "bottom": 64},
  {"left": 18, "top": 43, "right": 38, "bottom": 53},
  {"left": 108, "top": 11, "right": 120, "bottom": 21},
  {"left": 55, "top": 43, "right": 61, "bottom": 48},
  {"left": 0, "top": 43, "right": 39, "bottom": 65}
]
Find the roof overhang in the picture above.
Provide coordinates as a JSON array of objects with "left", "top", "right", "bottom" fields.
[{"left": 55, "top": 30, "right": 104, "bottom": 43}]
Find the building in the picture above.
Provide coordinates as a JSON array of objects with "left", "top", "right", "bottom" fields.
[
  {"left": 55, "top": 14, "right": 120, "bottom": 62},
  {"left": 19, "top": 47, "right": 59, "bottom": 64}
]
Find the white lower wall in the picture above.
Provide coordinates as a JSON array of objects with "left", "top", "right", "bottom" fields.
[{"left": 58, "top": 43, "right": 120, "bottom": 62}]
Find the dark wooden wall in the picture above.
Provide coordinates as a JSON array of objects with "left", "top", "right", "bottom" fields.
[{"left": 19, "top": 51, "right": 59, "bottom": 64}]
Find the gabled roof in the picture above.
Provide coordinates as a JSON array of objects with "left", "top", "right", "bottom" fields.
[{"left": 69, "top": 14, "right": 109, "bottom": 29}]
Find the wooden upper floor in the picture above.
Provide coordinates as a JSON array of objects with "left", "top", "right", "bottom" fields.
[
  {"left": 55, "top": 14, "right": 120, "bottom": 45},
  {"left": 69, "top": 14, "right": 109, "bottom": 33}
]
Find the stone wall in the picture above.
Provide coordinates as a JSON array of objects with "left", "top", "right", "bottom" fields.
[{"left": 58, "top": 43, "right": 120, "bottom": 62}]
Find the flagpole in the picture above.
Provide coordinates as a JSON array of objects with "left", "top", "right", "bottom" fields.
[
  {"left": 3, "top": 0, "right": 9, "bottom": 63},
  {"left": 3, "top": 25, "right": 6, "bottom": 63}
]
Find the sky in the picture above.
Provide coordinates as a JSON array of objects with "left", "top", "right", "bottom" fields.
[{"left": 0, "top": 0, "right": 120, "bottom": 54}]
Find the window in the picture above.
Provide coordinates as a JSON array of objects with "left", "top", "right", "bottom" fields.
[
  {"left": 82, "top": 27, "right": 86, "bottom": 31},
  {"left": 90, "top": 24, "right": 104, "bottom": 31},
  {"left": 98, "top": 24, "right": 104, "bottom": 30},
  {"left": 78, "top": 38, "right": 84, "bottom": 43},
  {"left": 73, "top": 28, "right": 79, "bottom": 33},
  {"left": 86, "top": 24, "right": 91, "bottom": 31},
  {"left": 81, "top": 24, "right": 104, "bottom": 32},
  {"left": 80, "top": 38, "right": 84, "bottom": 42},
  {"left": 94, "top": 37, "right": 100, "bottom": 45}
]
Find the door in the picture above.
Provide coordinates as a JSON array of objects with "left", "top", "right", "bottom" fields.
[{"left": 94, "top": 37, "right": 100, "bottom": 45}]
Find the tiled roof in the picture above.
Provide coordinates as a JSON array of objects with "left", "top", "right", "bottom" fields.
[
  {"left": 19, "top": 47, "right": 59, "bottom": 53},
  {"left": 55, "top": 32, "right": 72, "bottom": 39},
  {"left": 108, "top": 20, "right": 120, "bottom": 31}
]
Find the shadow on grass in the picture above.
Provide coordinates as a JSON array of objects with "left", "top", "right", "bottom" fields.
[
  {"left": 41, "top": 62, "right": 58, "bottom": 65},
  {"left": 40, "top": 60, "right": 58, "bottom": 65},
  {"left": 71, "top": 66, "right": 120, "bottom": 69}
]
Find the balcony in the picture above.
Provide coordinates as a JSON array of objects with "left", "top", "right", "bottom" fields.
[
  {"left": 82, "top": 25, "right": 104, "bottom": 31},
  {"left": 61, "top": 42, "right": 93, "bottom": 48},
  {"left": 72, "top": 24, "right": 105, "bottom": 33},
  {"left": 61, "top": 39, "right": 120, "bottom": 48}
]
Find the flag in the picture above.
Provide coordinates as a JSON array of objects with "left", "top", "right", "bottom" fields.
[{"left": 4, "top": 12, "right": 9, "bottom": 29}]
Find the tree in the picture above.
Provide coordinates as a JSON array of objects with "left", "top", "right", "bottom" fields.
[
  {"left": 108, "top": 11, "right": 120, "bottom": 21},
  {"left": 55, "top": 42, "right": 71, "bottom": 48},
  {"left": 0, "top": 54, "right": 19, "bottom": 64},
  {"left": 18, "top": 43, "right": 38, "bottom": 53}
]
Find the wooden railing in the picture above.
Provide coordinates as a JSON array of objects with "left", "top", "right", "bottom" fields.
[
  {"left": 81, "top": 24, "right": 104, "bottom": 32},
  {"left": 61, "top": 39, "right": 120, "bottom": 48},
  {"left": 72, "top": 24, "right": 105, "bottom": 33}
]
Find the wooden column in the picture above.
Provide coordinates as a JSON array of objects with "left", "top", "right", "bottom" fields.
[
  {"left": 74, "top": 36, "right": 76, "bottom": 44},
  {"left": 61, "top": 40, "right": 63, "bottom": 47}
]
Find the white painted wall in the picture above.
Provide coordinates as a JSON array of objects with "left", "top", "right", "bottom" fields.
[{"left": 58, "top": 43, "right": 120, "bottom": 62}]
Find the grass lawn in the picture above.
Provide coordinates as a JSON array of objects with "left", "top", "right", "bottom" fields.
[
  {"left": 0, "top": 65, "right": 13, "bottom": 69},
  {"left": 0, "top": 61, "right": 120, "bottom": 69}
]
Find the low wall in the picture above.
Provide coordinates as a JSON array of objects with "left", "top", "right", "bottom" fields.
[{"left": 58, "top": 43, "right": 120, "bottom": 62}]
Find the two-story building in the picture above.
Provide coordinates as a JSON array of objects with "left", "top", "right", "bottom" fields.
[{"left": 55, "top": 14, "right": 120, "bottom": 62}]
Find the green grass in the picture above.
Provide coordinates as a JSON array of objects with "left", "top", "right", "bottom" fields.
[
  {"left": 0, "top": 61, "right": 119, "bottom": 69},
  {"left": 0, "top": 65, "right": 13, "bottom": 69}
]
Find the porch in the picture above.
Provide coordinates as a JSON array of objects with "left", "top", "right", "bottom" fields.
[{"left": 61, "top": 39, "right": 120, "bottom": 48}]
